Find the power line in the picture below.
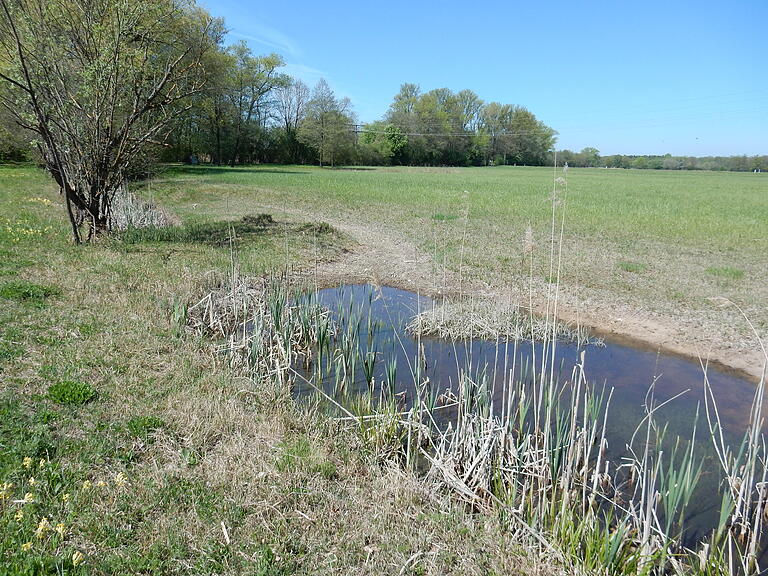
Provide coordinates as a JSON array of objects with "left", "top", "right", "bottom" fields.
[{"left": 346, "top": 123, "right": 556, "bottom": 138}]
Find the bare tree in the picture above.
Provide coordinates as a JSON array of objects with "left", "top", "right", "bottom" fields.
[
  {"left": 0, "top": 0, "right": 223, "bottom": 242},
  {"left": 275, "top": 78, "right": 309, "bottom": 163}
]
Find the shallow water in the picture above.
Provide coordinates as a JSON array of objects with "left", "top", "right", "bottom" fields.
[
  {"left": 302, "top": 284, "right": 761, "bottom": 435},
  {"left": 296, "top": 284, "right": 765, "bottom": 543}
]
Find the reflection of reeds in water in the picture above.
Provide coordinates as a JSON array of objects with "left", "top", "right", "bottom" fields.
[{"left": 184, "top": 167, "right": 768, "bottom": 574}]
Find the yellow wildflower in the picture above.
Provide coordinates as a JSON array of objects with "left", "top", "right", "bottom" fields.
[
  {"left": 15, "top": 509, "right": 24, "bottom": 521},
  {"left": 62, "top": 493, "right": 71, "bottom": 503},
  {"left": 39, "top": 458, "right": 47, "bottom": 469},
  {"left": 72, "top": 550, "right": 85, "bottom": 566},
  {"left": 23, "top": 492, "right": 35, "bottom": 503},
  {"left": 35, "top": 517, "right": 51, "bottom": 539},
  {"left": 55, "top": 523, "right": 66, "bottom": 538},
  {"left": 81, "top": 480, "right": 92, "bottom": 491},
  {"left": 21, "top": 542, "right": 33, "bottom": 552},
  {"left": 114, "top": 472, "right": 128, "bottom": 488},
  {"left": 23, "top": 457, "right": 33, "bottom": 469},
  {"left": 96, "top": 480, "right": 108, "bottom": 489},
  {"left": 0, "top": 482, "right": 12, "bottom": 500},
  {"left": 28, "top": 477, "right": 37, "bottom": 486}
]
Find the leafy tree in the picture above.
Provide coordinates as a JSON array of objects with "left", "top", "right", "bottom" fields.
[
  {"left": 0, "top": 0, "right": 223, "bottom": 242},
  {"left": 360, "top": 122, "right": 407, "bottom": 164},
  {"left": 224, "top": 44, "right": 285, "bottom": 165},
  {"left": 298, "top": 79, "right": 356, "bottom": 167},
  {"left": 0, "top": 99, "right": 30, "bottom": 161}
]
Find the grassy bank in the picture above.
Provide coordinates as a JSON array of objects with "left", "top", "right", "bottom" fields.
[{"left": 0, "top": 165, "right": 554, "bottom": 575}]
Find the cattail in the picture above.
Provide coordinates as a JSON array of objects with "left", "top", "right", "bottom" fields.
[{"left": 522, "top": 225, "right": 534, "bottom": 255}]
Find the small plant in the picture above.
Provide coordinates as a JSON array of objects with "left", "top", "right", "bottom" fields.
[
  {"left": 617, "top": 260, "right": 647, "bottom": 273},
  {"left": 706, "top": 266, "right": 744, "bottom": 280},
  {"left": 0, "top": 281, "right": 61, "bottom": 306},
  {"left": 0, "top": 340, "right": 24, "bottom": 362},
  {"left": 126, "top": 415, "right": 166, "bottom": 441},
  {"left": 47, "top": 381, "right": 96, "bottom": 406}
]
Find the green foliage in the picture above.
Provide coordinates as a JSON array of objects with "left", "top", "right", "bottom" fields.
[
  {"left": 47, "top": 381, "right": 96, "bottom": 406},
  {"left": 119, "top": 216, "right": 275, "bottom": 245},
  {"left": 0, "top": 340, "right": 24, "bottom": 362},
  {"left": 298, "top": 79, "right": 357, "bottom": 167},
  {"left": 0, "top": 281, "right": 61, "bottom": 306},
  {"left": 617, "top": 261, "right": 647, "bottom": 273},
  {"left": 0, "top": 0, "right": 225, "bottom": 241},
  {"left": 126, "top": 415, "right": 166, "bottom": 441},
  {"left": 275, "top": 436, "right": 337, "bottom": 479},
  {"left": 0, "top": 398, "right": 56, "bottom": 470},
  {"left": 706, "top": 266, "right": 744, "bottom": 280},
  {"left": 431, "top": 213, "right": 458, "bottom": 221}
]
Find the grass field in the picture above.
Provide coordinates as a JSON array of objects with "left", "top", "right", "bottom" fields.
[
  {"left": 1, "top": 162, "right": 766, "bottom": 574},
  {"left": 148, "top": 164, "right": 768, "bottom": 370}
]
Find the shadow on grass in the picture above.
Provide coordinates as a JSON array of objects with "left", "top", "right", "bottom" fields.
[
  {"left": 118, "top": 214, "right": 340, "bottom": 247},
  {"left": 164, "top": 164, "right": 311, "bottom": 177}
]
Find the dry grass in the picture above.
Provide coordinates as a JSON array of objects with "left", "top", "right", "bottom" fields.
[{"left": 407, "top": 297, "right": 600, "bottom": 346}]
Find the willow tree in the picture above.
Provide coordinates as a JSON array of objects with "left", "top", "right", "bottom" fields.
[{"left": 0, "top": 0, "right": 223, "bottom": 242}]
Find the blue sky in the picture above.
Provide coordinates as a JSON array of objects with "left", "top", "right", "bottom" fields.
[{"left": 201, "top": 0, "right": 767, "bottom": 156}]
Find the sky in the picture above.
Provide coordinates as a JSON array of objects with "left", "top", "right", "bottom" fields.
[{"left": 200, "top": 0, "right": 767, "bottom": 156}]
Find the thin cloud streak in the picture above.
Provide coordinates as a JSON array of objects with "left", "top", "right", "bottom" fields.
[{"left": 230, "top": 23, "right": 301, "bottom": 57}]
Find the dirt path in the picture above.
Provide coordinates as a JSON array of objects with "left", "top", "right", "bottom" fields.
[{"left": 280, "top": 206, "right": 766, "bottom": 384}]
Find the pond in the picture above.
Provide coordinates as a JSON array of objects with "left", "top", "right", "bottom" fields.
[{"left": 293, "top": 284, "right": 766, "bottom": 546}]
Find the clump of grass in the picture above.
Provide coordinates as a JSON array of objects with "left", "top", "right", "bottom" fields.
[
  {"left": 431, "top": 213, "right": 458, "bottom": 221},
  {"left": 47, "top": 381, "right": 96, "bottom": 406},
  {"left": 0, "top": 340, "right": 24, "bottom": 362},
  {"left": 275, "top": 436, "right": 337, "bottom": 479},
  {"left": 109, "top": 186, "right": 172, "bottom": 231},
  {"left": 242, "top": 213, "right": 275, "bottom": 226},
  {"left": 407, "top": 298, "right": 599, "bottom": 346},
  {"left": 0, "top": 280, "right": 61, "bottom": 306},
  {"left": 706, "top": 266, "right": 744, "bottom": 280},
  {"left": 118, "top": 214, "right": 292, "bottom": 246},
  {"left": 126, "top": 415, "right": 166, "bottom": 441},
  {"left": 617, "top": 260, "right": 647, "bottom": 273},
  {"left": 297, "top": 221, "right": 336, "bottom": 235}
]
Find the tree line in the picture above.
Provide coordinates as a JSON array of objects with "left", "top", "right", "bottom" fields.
[
  {"left": 558, "top": 148, "right": 767, "bottom": 172},
  {"left": 0, "top": 0, "right": 763, "bottom": 243},
  {"left": 158, "top": 54, "right": 559, "bottom": 168}
]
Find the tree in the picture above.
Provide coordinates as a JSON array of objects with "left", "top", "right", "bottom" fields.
[
  {"left": 298, "top": 79, "right": 355, "bottom": 167},
  {"left": 0, "top": 0, "right": 223, "bottom": 242},
  {"left": 224, "top": 43, "right": 285, "bottom": 166},
  {"left": 580, "top": 147, "right": 601, "bottom": 167},
  {"left": 0, "top": 95, "right": 30, "bottom": 161},
  {"left": 360, "top": 122, "right": 407, "bottom": 164},
  {"left": 274, "top": 77, "right": 309, "bottom": 163}
]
